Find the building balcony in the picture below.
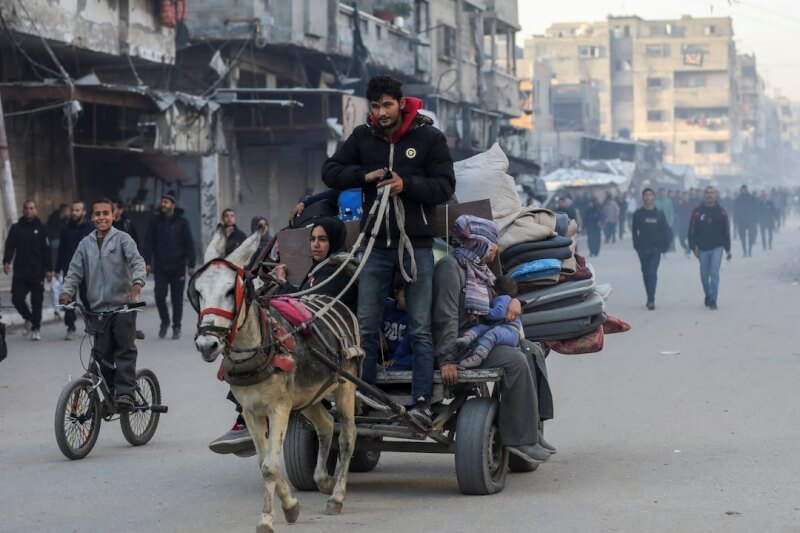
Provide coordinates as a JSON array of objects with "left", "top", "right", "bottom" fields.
[
  {"left": 483, "top": 0, "right": 520, "bottom": 31},
  {"left": 482, "top": 69, "right": 521, "bottom": 117},
  {"left": 4, "top": 0, "right": 175, "bottom": 63},
  {"left": 673, "top": 87, "right": 730, "bottom": 108}
]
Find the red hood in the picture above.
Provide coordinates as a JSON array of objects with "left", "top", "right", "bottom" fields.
[{"left": 370, "top": 97, "right": 424, "bottom": 144}]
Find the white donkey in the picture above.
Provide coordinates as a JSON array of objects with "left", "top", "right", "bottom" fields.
[{"left": 191, "top": 231, "right": 361, "bottom": 532}]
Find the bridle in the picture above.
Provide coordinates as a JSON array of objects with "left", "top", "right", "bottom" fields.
[{"left": 189, "top": 259, "right": 251, "bottom": 346}]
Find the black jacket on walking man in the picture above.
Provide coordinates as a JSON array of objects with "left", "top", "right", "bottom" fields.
[
  {"left": 322, "top": 75, "right": 456, "bottom": 426},
  {"left": 142, "top": 190, "right": 195, "bottom": 339},
  {"left": 631, "top": 188, "right": 670, "bottom": 310},
  {"left": 688, "top": 186, "right": 732, "bottom": 310},
  {"left": 220, "top": 208, "right": 247, "bottom": 255},
  {"left": 2, "top": 200, "right": 53, "bottom": 339},
  {"left": 734, "top": 185, "right": 757, "bottom": 257},
  {"left": 56, "top": 201, "right": 94, "bottom": 339}
]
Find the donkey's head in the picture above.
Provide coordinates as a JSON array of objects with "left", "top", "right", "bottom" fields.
[{"left": 190, "top": 229, "right": 261, "bottom": 362}]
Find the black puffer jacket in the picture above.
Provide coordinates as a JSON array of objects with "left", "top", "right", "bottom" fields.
[
  {"left": 321, "top": 97, "right": 455, "bottom": 248},
  {"left": 2, "top": 216, "right": 51, "bottom": 279},
  {"left": 142, "top": 209, "right": 195, "bottom": 272},
  {"left": 57, "top": 218, "right": 94, "bottom": 273}
]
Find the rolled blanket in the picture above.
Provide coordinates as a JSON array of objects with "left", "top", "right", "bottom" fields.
[
  {"left": 500, "top": 236, "right": 573, "bottom": 265},
  {"left": 504, "top": 245, "right": 574, "bottom": 271},
  {"left": 523, "top": 313, "right": 607, "bottom": 341},
  {"left": 508, "top": 258, "right": 562, "bottom": 283},
  {"left": 520, "top": 291, "right": 605, "bottom": 327}
]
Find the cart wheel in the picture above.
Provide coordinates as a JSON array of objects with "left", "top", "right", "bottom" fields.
[
  {"left": 284, "top": 413, "right": 336, "bottom": 491},
  {"left": 120, "top": 369, "right": 161, "bottom": 446},
  {"left": 54, "top": 377, "right": 102, "bottom": 460},
  {"left": 508, "top": 453, "right": 539, "bottom": 473},
  {"left": 349, "top": 438, "right": 382, "bottom": 473},
  {"left": 454, "top": 398, "right": 508, "bottom": 495}
]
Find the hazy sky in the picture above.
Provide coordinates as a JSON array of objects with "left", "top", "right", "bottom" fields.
[{"left": 518, "top": 0, "right": 800, "bottom": 101}]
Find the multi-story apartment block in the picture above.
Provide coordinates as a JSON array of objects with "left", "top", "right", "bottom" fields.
[{"left": 526, "top": 15, "right": 742, "bottom": 180}]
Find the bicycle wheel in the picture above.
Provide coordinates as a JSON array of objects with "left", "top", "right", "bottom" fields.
[
  {"left": 54, "top": 377, "right": 102, "bottom": 460},
  {"left": 120, "top": 369, "right": 161, "bottom": 446}
]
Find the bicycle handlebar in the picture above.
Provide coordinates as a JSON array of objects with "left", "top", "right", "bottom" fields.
[{"left": 58, "top": 301, "right": 146, "bottom": 316}]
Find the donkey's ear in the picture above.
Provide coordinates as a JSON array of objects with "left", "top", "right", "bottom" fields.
[
  {"left": 203, "top": 229, "right": 226, "bottom": 263},
  {"left": 226, "top": 231, "right": 261, "bottom": 268}
]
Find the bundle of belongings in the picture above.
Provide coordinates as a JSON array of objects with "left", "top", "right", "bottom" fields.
[{"left": 454, "top": 144, "right": 631, "bottom": 355}]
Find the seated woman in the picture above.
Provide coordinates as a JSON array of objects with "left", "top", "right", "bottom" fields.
[
  {"left": 209, "top": 216, "right": 356, "bottom": 455},
  {"left": 432, "top": 215, "right": 555, "bottom": 466},
  {"left": 271, "top": 216, "right": 357, "bottom": 310}
]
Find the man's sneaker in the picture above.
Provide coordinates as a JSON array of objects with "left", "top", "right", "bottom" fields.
[
  {"left": 31, "top": 329, "right": 41, "bottom": 341},
  {"left": 116, "top": 395, "right": 135, "bottom": 413},
  {"left": 709, "top": 302, "right": 718, "bottom": 310},
  {"left": 65, "top": 329, "right": 76, "bottom": 341},
  {"left": 704, "top": 296, "right": 710, "bottom": 308},
  {"left": 408, "top": 397, "right": 433, "bottom": 428},
  {"left": 22, "top": 320, "right": 31, "bottom": 336},
  {"left": 172, "top": 327, "right": 181, "bottom": 340},
  {"left": 507, "top": 443, "right": 552, "bottom": 465},
  {"left": 158, "top": 323, "right": 169, "bottom": 339},
  {"left": 209, "top": 423, "right": 254, "bottom": 455},
  {"left": 646, "top": 302, "right": 655, "bottom": 311}
]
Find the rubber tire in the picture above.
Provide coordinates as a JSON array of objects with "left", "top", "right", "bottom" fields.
[
  {"left": 55, "top": 377, "right": 102, "bottom": 460},
  {"left": 284, "top": 413, "right": 336, "bottom": 491},
  {"left": 349, "top": 439, "right": 382, "bottom": 473},
  {"left": 120, "top": 369, "right": 162, "bottom": 446},
  {"left": 508, "top": 453, "right": 540, "bottom": 473},
  {"left": 454, "top": 398, "right": 508, "bottom": 495}
]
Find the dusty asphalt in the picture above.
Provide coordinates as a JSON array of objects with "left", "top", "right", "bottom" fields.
[{"left": 1, "top": 218, "right": 799, "bottom": 533}]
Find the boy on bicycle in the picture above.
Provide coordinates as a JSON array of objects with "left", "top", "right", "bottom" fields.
[{"left": 59, "top": 198, "right": 146, "bottom": 412}]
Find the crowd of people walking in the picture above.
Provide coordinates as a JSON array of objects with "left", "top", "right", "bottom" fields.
[{"left": 556, "top": 184, "right": 798, "bottom": 311}]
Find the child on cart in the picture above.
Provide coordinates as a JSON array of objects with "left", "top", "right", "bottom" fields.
[
  {"left": 451, "top": 276, "right": 523, "bottom": 369},
  {"left": 381, "top": 276, "right": 414, "bottom": 371},
  {"left": 59, "top": 198, "right": 146, "bottom": 412}
]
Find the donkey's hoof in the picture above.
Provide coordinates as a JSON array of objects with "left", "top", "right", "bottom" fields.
[
  {"left": 283, "top": 502, "right": 301, "bottom": 523},
  {"left": 316, "top": 478, "right": 335, "bottom": 495},
  {"left": 325, "top": 500, "right": 343, "bottom": 515},
  {"left": 256, "top": 525, "right": 273, "bottom": 533}
]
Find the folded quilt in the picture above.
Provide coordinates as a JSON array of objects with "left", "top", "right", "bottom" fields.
[
  {"left": 508, "top": 258, "right": 562, "bottom": 282},
  {"left": 504, "top": 246, "right": 574, "bottom": 271},
  {"left": 500, "top": 236, "right": 574, "bottom": 264},
  {"left": 520, "top": 291, "right": 605, "bottom": 326}
]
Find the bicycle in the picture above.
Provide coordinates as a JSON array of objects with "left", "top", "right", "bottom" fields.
[{"left": 54, "top": 301, "right": 168, "bottom": 460}]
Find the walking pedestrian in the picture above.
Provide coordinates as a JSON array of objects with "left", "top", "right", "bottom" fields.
[
  {"left": 616, "top": 194, "right": 627, "bottom": 240},
  {"left": 112, "top": 199, "right": 140, "bottom": 250},
  {"left": 2, "top": 200, "right": 53, "bottom": 340},
  {"left": 655, "top": 188, "right": 675, "bottom": 251},
  {"left": 56, "top": 201, "right": 94, "bottom": 340},
  {"left": 734, "top": 185, "right": 757, "bottom": 257},
  {"left": 602, "top": 193, "right": 619, "bottom": 244},
  {"left": 757, "top": 191, "right": 777, "bottom": 251},
  {"left": 688, "top": 186, "right": 732, "bottom": 310},
  {"left": 632, "top": 189, "right": 670, "bottom": 310},
  {"left": 583, "top": 198, "right": 603, "bottom": 257},
  {"left": 46, "top": 204, "right": 69, "bottom": 269},
  {"left": 220, "top": 208, "right": 247, "bottom": 255},
  {"left": 143, "top": 191, "right": 195, "bottom": 340},
  {"left": 676, "top": 192, "right": 695, "bottom": 255}
]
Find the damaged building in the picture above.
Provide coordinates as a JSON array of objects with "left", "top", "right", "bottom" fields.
[{"left": 1, "top": 0, "right": 532, "bottom": 252}]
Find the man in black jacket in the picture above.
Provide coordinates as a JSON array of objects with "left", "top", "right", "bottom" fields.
[
  {"left": 688, "top": 186, "right": 732, "bottom": 310},
  {"left": 143, "top": 191, "right": 195, "bottom": 339},
  {"left": 112, "top": 199, "right": 140, "bottom": 250},
  {"left": 322, "top": 76, "right": 456, "bottom": 426},
  {"left": 3, "top": 200, "right": 53, "bottom": 340},
  {"left": 631, "top": 188, "right": 670, "bottom": 310},
  {"left": 220, "top": 208, "right": 247, "bottom": 255},
  {"left": 56, "top": 201, "right": 94, "bottom": 340},
  {"left": 734, "top": 185, "right": 757, "bottom": 257}
]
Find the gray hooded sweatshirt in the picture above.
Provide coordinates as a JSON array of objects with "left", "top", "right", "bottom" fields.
[{"left": 61, "top": 226, "right": 146, "bottom": 312}]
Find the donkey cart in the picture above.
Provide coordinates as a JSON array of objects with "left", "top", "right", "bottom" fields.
[{"left": 284, "top": 366, "right": 541, "bottom": 496}]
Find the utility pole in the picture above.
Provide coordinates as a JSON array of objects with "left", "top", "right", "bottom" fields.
[{"left": 0, "top": 93, "right": 18, "bottom": 232}]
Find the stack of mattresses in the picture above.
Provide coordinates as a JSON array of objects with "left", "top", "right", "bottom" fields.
[{"left": 453, "top": 143, "right": 630, "bottom": 353}]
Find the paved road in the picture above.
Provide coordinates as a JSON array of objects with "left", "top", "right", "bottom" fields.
[{"left": 2, "top": 220, "right": 799, "bottom": 533}]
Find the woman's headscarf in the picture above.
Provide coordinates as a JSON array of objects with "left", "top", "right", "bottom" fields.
[
  {"left": 311, "top": 216, "right": 347, "bottom": 257},
  {"left": 452, "top": 215, "right": 499, "bottom": 317}
]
